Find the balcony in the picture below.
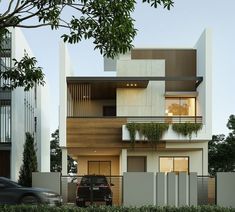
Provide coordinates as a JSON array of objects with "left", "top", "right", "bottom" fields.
[{"left": 122, "top": 116, "right": 209, "bottom": 142}]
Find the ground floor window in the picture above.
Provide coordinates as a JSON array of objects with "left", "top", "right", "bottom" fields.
[
  {"left": 127, "top": 156, "right": 146, "bottom": 172},
  {"left": 88, "top": 161, "right": 111, "bottom": 176},
  {"left": 159, "top": 157, "right": 189, "bottom": 174}
]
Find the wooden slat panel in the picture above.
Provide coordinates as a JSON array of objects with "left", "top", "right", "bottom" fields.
[{"left": 67, "top": 117, "right": 166, "bottom": 149}]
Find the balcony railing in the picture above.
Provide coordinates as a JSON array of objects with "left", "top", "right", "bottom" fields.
[
  {"left": 67, "top": 116, "right": 203, "bottom": 124},
  {"left": 127, "top": 116, "right": 202, "bottom": 124}
]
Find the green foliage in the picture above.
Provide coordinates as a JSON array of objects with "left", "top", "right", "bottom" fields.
[
  {"left": 0, "top": 205, "right": 234, "bottom": 212},
  {"left": 139, "top": 123, "right": 169, "bottom": 145},
  {"left": 18, "top": 133, "right": 38, "bottom": 187},
  {"left": 0, "top": 0, "right": 173, "bottom": 58},
  {"left": 50, "top": 129, "right": 77, "bottom": 173},
  {"left": 209, "top": 115, "right": 235, "bottom": 176},
  {"left": 1, "top": 51, "right": 45, "bottom": 91},
  {"left": 0, "top": 0, "right": 173, "bottom": 90},
  {"left": 126, "top": 122, "right": 169, "bottom": 147},
  {"left": 172, "top": 123, "right": 203, "bottom": 140},
  {"left": 126, "top": 123, "right": 137, "bottom": 147}
]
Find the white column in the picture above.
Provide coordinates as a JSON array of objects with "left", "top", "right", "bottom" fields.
[
  {"left": 62, "top": 148, "right": 68, "bottom": 175},
  {"left": 120, "top": 149, "right": 127, "bottom": 174}
]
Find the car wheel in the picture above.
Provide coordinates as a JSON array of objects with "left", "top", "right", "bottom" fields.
[
  {"left": 20, "top": 195, "right": 39, "bottom": 205},
  {"left": 106, "top": 200, "right": 112, "bottom": 206},
  {"left": 76, "top": 201, "right": 85, "bottom": 207}
]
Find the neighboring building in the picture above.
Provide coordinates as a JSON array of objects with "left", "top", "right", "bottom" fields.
[
  {"left": 59, "top": 29, "right": 212, "bottom": 176},
  {"left": 0, "top": 28, "right": 50, "bottom": 181}
]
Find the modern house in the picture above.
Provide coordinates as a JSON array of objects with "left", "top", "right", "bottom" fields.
[
  {"left": 59, "top": 29, "right": 212, "bottom": 177},
  {"left": 0, "top": 28, "right": 50, "bottom": 181}
]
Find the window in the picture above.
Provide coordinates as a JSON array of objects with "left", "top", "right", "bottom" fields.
[
  {"left": 0, "top": 100, "right": 11, "bottom": 143},
  {"left": 159, "top": 157, "right": 189, "bottom": 174},
  {"left": 165, "top": 98, "right": 196, "bottom": 116},
  {"left": 127, "top": 156, "right": 146, "bottom": 172}
]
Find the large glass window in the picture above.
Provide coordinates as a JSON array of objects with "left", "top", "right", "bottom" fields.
[
  {"left": 159, "top": 157, "right": 189, "bottom": 174},
  {"left": 165, "top": 98, "right": 196, "bottom": 116}
]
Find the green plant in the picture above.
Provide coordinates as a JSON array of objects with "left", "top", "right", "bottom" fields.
[
  {"left": 139, "top": 123, "right": 169, "bottom": 146},
  {"left": 0, "top": 205, "right": 234, "bottom": 212},
  {"left": 172, "top": 122, "right": 203, "bottom": 140},
  {"left": 18, "top": 132, "right": 38, "bottom": 187},
  {"left": 126, "top": 123, "right": 137, "bottom": 147},
  {"left": 126, "top": 123, "right": 169, "bottom": 147}
]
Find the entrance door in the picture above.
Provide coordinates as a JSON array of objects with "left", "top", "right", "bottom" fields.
[
  {"left": 0, "top": 150, "right": 10, "bottom": 178},
  {"left": 88, "top": 161, "right": 111, "bottom": 176}
]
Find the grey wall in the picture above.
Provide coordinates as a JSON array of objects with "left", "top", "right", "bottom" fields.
[
  {"left": 123, "top": 172, "right": 155, "bottom": 206},
  {"left": 123, "top": 172, "right": 197, "bottom": 207},
  {"left": 32, "top": 172, "right": 61, "bottom": 194},
  {"left": 217, "top": 172, "right": 235, "bottom": 208}
]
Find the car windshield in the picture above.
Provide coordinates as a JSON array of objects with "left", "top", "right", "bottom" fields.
[
  {"left": 0, "top": 177, "right": 22, "bottom": 188},
  {"left": 80, "top": 176, "right": 108, "bottom": 186}
]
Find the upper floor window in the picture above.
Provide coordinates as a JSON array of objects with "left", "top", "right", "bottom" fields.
[{"left": 165, "top": 97, "right": 196, "bottom": 116}]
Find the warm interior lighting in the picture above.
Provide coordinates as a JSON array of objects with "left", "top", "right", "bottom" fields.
[
  {"left": 134, "top": 84, "right": 137, "bottom": 86},
  {"left": 130, "top": 84, "right": 133, "bottom": 86},
  {"left": 126, "top": 83, "right": 129, "bottom": 86}
]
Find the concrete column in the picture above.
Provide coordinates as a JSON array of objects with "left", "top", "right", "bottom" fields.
[
  {"left": 156, "top": 172, "right": 165, "bottom": 206},
  {"left": 167, "top": 172, "right": 176, "bottom": 206},
  {"left": 120, "top": 149, "right": 127, "bottom": 174},
  {"left": 189, "top": 172, "right": 197, "bottom": 206},
  {"left": 62, "top": 148, "right": 68, "bottom": 175},
  {"left": 178, "top": 172, "right": 187, "bottom": 206}
]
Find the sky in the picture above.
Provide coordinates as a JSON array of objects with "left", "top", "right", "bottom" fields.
[{"left": 2, "top": 0, "right": 235, "bottom": 135}]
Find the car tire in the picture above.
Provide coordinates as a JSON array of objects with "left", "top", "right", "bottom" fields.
[
  {"left": 76, "top": 201, "right": 85, "bottom": 207},
  {"left": 106, "top": 200, "right": 112, "bottom": 206},
  {"left": 20, "top": 195, "right": 39, "bottom": 205}
]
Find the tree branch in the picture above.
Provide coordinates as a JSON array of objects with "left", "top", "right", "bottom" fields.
[{"left": 1, "top": 0, "right": 15, "bottom": 17}]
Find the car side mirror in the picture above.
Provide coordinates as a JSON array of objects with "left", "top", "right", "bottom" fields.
[{"left": 110, "top": 183, "right": 114, "bottom": 186}]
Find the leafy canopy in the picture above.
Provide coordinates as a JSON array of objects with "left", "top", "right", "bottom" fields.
[
  {"left": 208, "top": 115, "right": 235, "bottom": 176},
  {"left": 50, "top": 129, "right": 77, "bottom": 173},
  {"left": 0, "top": 0, "right": 173, "bottom": 90}
]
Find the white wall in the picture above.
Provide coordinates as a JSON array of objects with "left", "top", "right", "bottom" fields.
[
  {"left": 116, "top": 60, "right": 165, "bottom": 116},
  {"left": 36, "top": 82, "right": 50, "bottom": 172},
  {"left": 127, "top": 148, "right": 205, "bottom": 175},
  {"left": 59, "top": 42, "right": 72, "bottom": 147},
  {"left": 195, "top": 29, "right": 212, "bottom": 138},
  {"left": 10, "top": 28, "right": 50, "bottom": 180}
]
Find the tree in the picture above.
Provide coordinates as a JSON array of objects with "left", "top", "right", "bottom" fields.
[
  {"left": 0, "top": 0, "right": 173, "bottom": 90},
  {"left": 208, "top": 115, "right": 235, "bottom": 176},
  {"left": 50, "top": 129, "right": 77, "bottom": 173},
  {"left": 18, "top": 132, "right": 38, "bottom": 187}
]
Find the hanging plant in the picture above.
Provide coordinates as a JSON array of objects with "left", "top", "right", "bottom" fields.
[
  {"left": 139, "top": 123, "right": 169, "bottom": 146},
  {"left": 172, "top": 122, "right": 203, "bottom": 140},
  {"left": 126, "top": 123, "right": 137, "bottom": 147},
  {"left": 126, "top": 122, "right": 169, "bottom": 148}
]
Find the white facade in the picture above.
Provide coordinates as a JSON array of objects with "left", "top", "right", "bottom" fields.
[
  {"left": 60, "top": 29, "right": 212, "bottom": 176},
  {"left": 0, "top": 28, "right": 50, "bottom": 181}
]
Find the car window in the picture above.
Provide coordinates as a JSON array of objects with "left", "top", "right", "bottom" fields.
[
  {"left": 80, "top": 177, "right": 91, "bottom": 186},
  {"left": 0, "top": 178, "right": 21, "bottom": 188},
  {"left": 93, "top": 177, "right": 108, "bottom": 185}
]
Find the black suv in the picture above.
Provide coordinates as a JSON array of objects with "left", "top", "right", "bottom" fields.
[{"left": 76, "top": 175, "right": 113, "bottom": 207}]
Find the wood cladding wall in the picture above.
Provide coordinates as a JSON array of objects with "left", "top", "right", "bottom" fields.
[
  {"left": 131, "top": 49, "right": 197, "bottom": 91},
  {"left": 67, "top": 118, "right": 166, "bottom": 150},
  {"left": 67, "top": 118, "right": 127, "bottom": 148}
]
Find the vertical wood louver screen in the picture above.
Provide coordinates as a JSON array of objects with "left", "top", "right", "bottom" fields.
[{"left": 67, "top": 83, "right": 91, "bottom": 117}]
